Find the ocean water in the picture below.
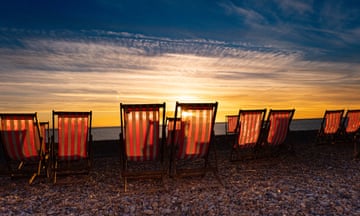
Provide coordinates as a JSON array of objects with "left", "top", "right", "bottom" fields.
[{"left": 91, "top": 118, "right": 322, "bottom": 141}]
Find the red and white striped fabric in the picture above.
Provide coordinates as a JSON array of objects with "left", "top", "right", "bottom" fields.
[
  {"left": 324, "top": 111, "right": 343, "bottom": 134},
  {"left": 176, "top": 105, "right": 215, "bottom": 160},
  {"left": 124, "top": 107, "right": 160, "bottom": 161},
  {"left": 57, "top": 113, "right": 89, "bottom": 160},
  {"left": 267, "top": 110, "right": 294, "bottom": 146},
  {"left": 237, "top": 111, "right": 264, "bottom": 147},
  {"left": 226, "top": 115, "right": 238, "bottom": 134},
  {"left": 0, "top": 114, "right": 41, "bottom": 161},
  {"left": 345, "top": 110, "right": 360, "bottom": 133}
]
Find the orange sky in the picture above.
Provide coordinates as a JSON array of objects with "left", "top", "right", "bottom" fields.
[{"left": 1, "top": 37, "right": 360, "bottom": 127}]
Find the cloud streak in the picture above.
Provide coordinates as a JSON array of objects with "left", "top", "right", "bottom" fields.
[{"left": 0, "top": 29, "right": 359, "bottom": 125}]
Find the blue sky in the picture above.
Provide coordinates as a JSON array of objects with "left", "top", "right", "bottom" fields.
[{"left": 1, "top": 0, "right": 360, "bottom": 126}]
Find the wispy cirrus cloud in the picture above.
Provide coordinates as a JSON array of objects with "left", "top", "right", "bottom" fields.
[{"left": 0, "top": 29, "right": 359, "bottom": 122}]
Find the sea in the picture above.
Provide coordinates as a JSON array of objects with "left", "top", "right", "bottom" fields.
[{"left": 90, "top": 118, "right": 322, "bottom": 141}]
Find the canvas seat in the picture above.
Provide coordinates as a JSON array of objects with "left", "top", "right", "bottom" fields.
[
  {"left": 315, "top": 110, "right": 344, "bottom": 145},
  {"left": 168, "top": 102, "right": 220, "bottom": 183},
  {"left": 120, "top": 103, "right": 166, "bottom": 192},
  {"left": 225, "top": 115, "right": 238, "bottom": 136},
  {"left": 230, "top": 109, "right": 266, "bottom": 161},
  {"left": 50, "top": 111, "right": 93, "bottom": 184},
  {"left": 0, "top": 113, "right": 46, "bottom": 184},
  {"left": 261, "top": 109, "right": 295, "bottom": 154},
  {"left": 340, "top": 110, "right": 360, "bottom": 157}
]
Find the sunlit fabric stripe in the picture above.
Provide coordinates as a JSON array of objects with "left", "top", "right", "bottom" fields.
[
  {"left": 166, "top": 118, "right": 182, "bottom": 146},
  {"left": 176, "top": 106, "right": 213, "bottom": 160},
  {"left": 0, "top": 115, "right": 40, "bottom": 161},
  {"left": 345, "top": 111, "right": 360, "bottom": 133},
  {"left": 237, "top": 111, "right": 263, "bottom": 147},
  {"left": 58, "top": 114, "right": 88, "bottom": 160},
  {"left": 226, "top": 115, "right": 238, "bottom": 134},
  {"left": 324, "top": 112, "right": 342, "bottom": 134},
  {"left": 124, "top": 107, "right": 160, "bottom": 162},
  {"left": 267, "top": 112, "right": 292, "bottom": 145}
]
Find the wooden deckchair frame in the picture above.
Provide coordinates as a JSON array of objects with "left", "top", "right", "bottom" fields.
[
  {"left": 120, "top": 103, "right": 166, "bottom": 192},
  {"left": 340, "top": 110, "right": 360, "bottom": 157},
  {"left": 0, "top": 113, "right": 45, "bottom": 184},
  {"left": 230, "top": 109, "right": 266, "bottom": 161},
  {"left": 261, "top": 109, "right": 295, "bottom": 154},
  {"left": 315, "top": 109, "right": 344, "bottom": 145},
  {"left": 51, "top": 111, "right": 93, "bottom": 184},
  {"left": 169, "top": 102, "right": 220, "bottom": 182},
  {"left": 225, "top": 115, "right": 238, "bottom": 136}
]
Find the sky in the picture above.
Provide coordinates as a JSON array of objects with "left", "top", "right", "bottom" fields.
[{"left": 1, "top": 0, "right": 360, "bottom": 127}]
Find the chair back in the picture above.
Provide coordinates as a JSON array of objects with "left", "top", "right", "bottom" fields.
[
  {"left": 120, "top": 103, "right": 165, "bottom": 162},
  {"left": 266, "top": 109, "right": 295, "bottom": 145},
  {"left": 322, "top": 110, "right": 344, "bottom": 134},
  {"left": 0, "top": 113, "right": 42, "bottom": 161},
  {"left": 53, "top": 111, "right": 92, "bottom": 160},
  {"left": 344, "top": 110, "right": 360, "bottom": 134},
  {"left": 172, "top": 102, "right": 218, "bottom": 160},
  {"left": 225, "top": 115, "right": 238, "bottom": 135},
  {"left": 236, "top": 109, "right": 266, "bottom": 147}
]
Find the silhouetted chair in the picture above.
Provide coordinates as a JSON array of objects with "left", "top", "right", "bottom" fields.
[
  {"left": 51, "top": 111, "right": 93, "bottom": 184},
  {"left": 261, "top": 109, "right": 295, "bottom": 154},
  {"left": 230, "top": 109, "right": 266, "bottom": 161},
  {"left": 166, "top": 117, "right": 181, "bottom": 146},
  {"left": 40, "top": 122, "right": 50, "bottom": 155},
  {"left": 340, "top": 110, "right": 360, "bottom": 157},
  {"left": 169, "top": 102, "right": 220, "bottom": 183},
  {"left": 225, "top": 115, "right": 238, "bottom": 136},
  {"left": 315, "top": 110, "right": 344, "bottom": 145},
  {"left": 0, "top": 113, "right": 46, "bottom": 184},
  {"left": 120, "top": 103, "right": 166, "bottom": 192}
]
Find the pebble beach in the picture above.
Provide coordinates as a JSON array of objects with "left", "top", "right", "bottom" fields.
[{"left": 1, "top": 131, "right": 360, "bottom": 215}]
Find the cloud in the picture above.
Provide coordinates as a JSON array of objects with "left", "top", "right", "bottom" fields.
[
  {"left": 0, "top": 29, "right": 360, "bottom": 123},
  {"left": 275, "top": 0, "right": 313, "bottom": 15},
  {"left": 219, "top": 0, "right": 265, "bottom": 24}
]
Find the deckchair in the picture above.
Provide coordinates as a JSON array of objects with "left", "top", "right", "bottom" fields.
[
  {"left": 340, "top": 110, "right": 360, "bottom": 157},
  {"left": 40, "top": 121, "right": 50, "bottom": 177},
  {"left": 230, "top": 109, "right": 266, "bottom": 161},
  {"left": 261, "top": 109, "right": 295, "bottom": 153},
  {"left": 40, "top": 122, "right": 50, "bottom": 156},
  {"left": 0, "top": 113, "right": 45, "bottom": 184},
  {"left": 169, "top": 102, "right": 219, "bottom": 180},
  {"left": 120, "top": 103, "right": 166, "bottom": 192},
  {"left": 315, "top": 110, "right": 344, "bottom": 145},
  {"left": 166, "top": 117, "right": 181, "bottom": 146},
  {"left": 225, "top": 115, "right": 238, "bottom": 136},
  {"left": 51, "top": 111, "right": 93, "bottom": 184}
]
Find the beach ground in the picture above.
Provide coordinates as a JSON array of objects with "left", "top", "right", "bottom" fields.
[{"left": 1, "top": 131, "right": 359, "bottom": 215}]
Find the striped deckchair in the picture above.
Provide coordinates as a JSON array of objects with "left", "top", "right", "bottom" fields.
[
  {"left": 0, "top": 113, "right": 45, "bottom": 184},
  {"left": 166, "top": 117, "right": 181, "bottom": 147},
  {"left": 51, "top": 111, "right": 93, "bottom": 183},
  {"left": 315, "top": 110, "right": 344, "bottom": 145},
  {"left": 230, "top": 109, "right": 266, "bottom": 161},
  {"left": 120, "top": 103, "right": 166, "bottom": 192},
  {"left": 261, "top": 109, "right": 295, "bottom": 153},
  {"left": 40, "top": 122, "right": 50, "bottom": 156},
  {"left": 169, "top": 102, "right": 219, "bottom": 180},
  {"left": 225, "top": 115, "right": 238, "bottom": 135},
  {"left": 340, "top": 110, "right": 360, "bottom": 157},
  {"left": 342, "top": 110, "right": 360, "bottom": 136}
]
